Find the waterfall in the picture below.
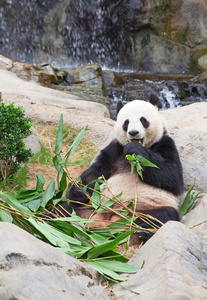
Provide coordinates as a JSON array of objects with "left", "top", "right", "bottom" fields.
[{"left": 0, "top": 0, "right": 136, "bottom": 69}]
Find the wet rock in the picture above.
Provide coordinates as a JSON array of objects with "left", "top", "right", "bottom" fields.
[
  {"left": 53, "top": 64, "right": 110, "bottom": 107},
  {"left": 1, "top": 1, "right": 207, "bottom": 73},
  {"left": 198, "top": 54, "right": 207, "bottom": 71}
]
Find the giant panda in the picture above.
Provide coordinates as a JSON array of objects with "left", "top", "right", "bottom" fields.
[{"left": 60, "top": 94, "right": 184, "bottom": 242}]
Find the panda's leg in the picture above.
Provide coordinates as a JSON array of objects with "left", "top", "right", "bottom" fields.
[
  {"left": 55, "top": 200, "right": 93, "bottom": 218},
  {"left": 134, "top": 206, "right": 180, "bottom": 242}
]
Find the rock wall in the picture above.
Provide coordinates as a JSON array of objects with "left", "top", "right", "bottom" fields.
[{"left": 1, "top": 0, "right": 207, "bottom": 73}]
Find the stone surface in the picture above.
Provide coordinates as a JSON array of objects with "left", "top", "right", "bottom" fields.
[
  {"left": 25, "top": 127, "right": 41, "bottom": 155},
  {"left": 0, "top": 222, "right": 110, "bottom": 300},
  {"left": 113, "top": 221, "right": 207, "bottom": 300},
  {"left": 182, "top": 194, "right": 207, "bottom": 239},
  {"left": 162, "top": 103, "right": 207, "bottom": 193},
  {"left": 1, "top": 1, "right": 207, "bottom": 72},
  {"left": 0, "top": 68, "right": 113, "bottom": 148}
]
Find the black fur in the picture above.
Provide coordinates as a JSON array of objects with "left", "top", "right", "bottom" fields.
[
  {"left": 122, "top": 119, "right": 129, "bottom": 132},
  {"left": 134, "top": 206, "right": 180, "bottom": 242},
  {"left": 66, "top": 140, "right": 124, "bottom": 213},
  {"left": 140, "top": 116, "right": 150, "bottom": 128},
  {"left": 123, "top": 136, "right": 183, "bottom": 195},
  {"left": 149, "top": 94, "right": 162, "bottom": 109}
]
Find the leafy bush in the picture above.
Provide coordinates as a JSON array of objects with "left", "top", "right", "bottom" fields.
[{"left": 0, "top": 101, "right": 33, "bottom": 181}]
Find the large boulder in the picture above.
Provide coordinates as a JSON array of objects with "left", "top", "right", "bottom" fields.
[
  {"left": 0, "top": 68, "right": 113, "bottom": 147},
  {"left": 25, "top": 127, "right": 41, "bottom": 155},
  {"left": 113, "top": 218, "right": 207, "bottom": 299},
  {"left": 162, "top": 102, "right": 207, "bottom": 193},
  {"left": 0, "top": 222, "right": 110, "bottom": 300}
]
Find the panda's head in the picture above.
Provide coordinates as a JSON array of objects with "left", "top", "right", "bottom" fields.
[{"left": 114, "top": 95, "right": 168, "bottom": 148}]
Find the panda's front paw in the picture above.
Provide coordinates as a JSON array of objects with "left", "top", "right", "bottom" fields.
[
  {"left": 133, "top": 231, "right": 153, "bottom": 243},
  {"left": 124, "top": 142, "right": 149, "bottom": 158}
]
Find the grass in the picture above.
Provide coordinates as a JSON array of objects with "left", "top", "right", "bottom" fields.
[
  {"left": 31, "top": 142, "right": 53, "bottom": 166},
  {"left": 32, "top": 123, "right": 97, "bottom": 168}
]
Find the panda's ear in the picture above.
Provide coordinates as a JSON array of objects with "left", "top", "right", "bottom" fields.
[
  {"left": 116, "top": 101, "right": 123, "bottom": 116},
  {"left": 149, "top": 94, "right": 162, "bottom": 110}
]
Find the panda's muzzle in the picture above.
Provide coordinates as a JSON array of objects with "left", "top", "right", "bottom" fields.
[
  {"left": 128, "top": 130, "right": 143, "bottom": 144},
  {"left": 130, "top": 138, "right": 143, "bottom": 144}
]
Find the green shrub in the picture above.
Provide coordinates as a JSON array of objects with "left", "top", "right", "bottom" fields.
[{"left": 0, "top": 101, "right": 33, "bottom": 181}]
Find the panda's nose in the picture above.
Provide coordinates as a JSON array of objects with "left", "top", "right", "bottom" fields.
[{"left": 128, "top": 130, "right": 139, "bottom": 137}]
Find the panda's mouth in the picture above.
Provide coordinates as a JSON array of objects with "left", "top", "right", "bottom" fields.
[{"left": 130, "top": 139, "right": 143, "bottom": 144}]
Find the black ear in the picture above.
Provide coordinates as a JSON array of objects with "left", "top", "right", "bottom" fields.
[
  {"left": 116, "top": 101, "right": 123, "bottom": 116},
  {"left": 149, "top": 94, "right": 162, "bottom": 109}
]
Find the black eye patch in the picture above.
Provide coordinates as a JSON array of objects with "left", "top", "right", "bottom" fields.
[
  {"left": 140, "top": 117, "right": 149, "bottom": 128},
  {"left": 123, "top": 119, "right": 129, "bottom": 131}
]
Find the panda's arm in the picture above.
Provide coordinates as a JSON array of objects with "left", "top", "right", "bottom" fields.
[
  {"left": 124, "top": 136, "right": 183, "bottom": 195},
  {"left": 81, "top": 139, "right": 123, "bottom": 187},
  {"left": 69, "top": 139, "right": 123, "bottom": 202}
]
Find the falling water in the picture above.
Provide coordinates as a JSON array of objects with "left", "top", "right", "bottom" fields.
[{"left": 0, "top": 0, "right": 136, "bottom": 69}]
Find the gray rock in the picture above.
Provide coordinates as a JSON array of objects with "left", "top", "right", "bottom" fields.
[
  {"left": 113, "top": 221, "right": 207, "bottom": 300},
  {"left": 25, "top": 127, "right": 41, "bottom": 155},
  {"left": 0, "top": 222, "right": 111, "bottom": 300},
  {"left": 162, "top": 102, "right": 207, "bottom": 193},
  {"left": 182, "top": 194, "right": 207, "bottom": 239}
]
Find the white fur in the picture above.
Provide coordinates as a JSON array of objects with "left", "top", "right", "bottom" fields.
[
  {"left": 115, "top": 100, "right": 168, "bottom": 148},
  {"left": 100, "top": 171, "right": 179, "bottom": 211}
]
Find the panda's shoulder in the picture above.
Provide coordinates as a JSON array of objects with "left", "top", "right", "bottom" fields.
[
  {"left": 151, "top": 135, "right": 177, "bottom": 149},
  {"left": 101, "top": 138, "right": 124, "bottom": 155}
]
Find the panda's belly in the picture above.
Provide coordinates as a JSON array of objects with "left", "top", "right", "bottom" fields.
[{"left": 100, "top": 171, "right": 179, "bottom": 211}]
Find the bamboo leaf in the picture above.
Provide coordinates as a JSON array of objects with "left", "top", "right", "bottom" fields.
[
  {"left": 59, "top": 171, "right": 67, "bottom": 192},
  {"left": 86, "top": 261, "right": 125, "bottom": 281},
  {"left": 125, "top": 155, "right": 136, "bottom": 161},
  {"left": 60, "top": 246, "right": 91, "bottom": 258},
  {"left": 101, "top": 250, "right": 128, "bottom": 262},
  {"left": 179, "top": 185, "right": 201, "bottom": 217},
  {"left": 28, "top": 217, "right": 81, "bottom": 246},
  {"left": 0, "top": 208, "right": 13, "bottom": 222},
  {"left": 16, "top": 189, "right": 37, "bottom": 199},
  {"left": 19, "top": 194, "right": 41, "bottom": 204},
  {"left": 51, "top": 220, "right": 91, "bottom": 239},
  {"left": 54, "top": 114, "right": 63, "bottom": 154},
  {"left": 96, "top": 192, "right": 122, "bottom": 212},
  {"left": 87, "top": 230, "right": 134, "bottom": 259},
  {"left": 41, "top": 179, "right": 56, "bottom": 207},
  {"left": 92, "top": 259, "right": 139, "bottom": 273},
  {"left": 0, "top": 191, "right": 33, "bottom": 215},
  {"left": 65, "top": 126, "right": 89, "bottom": 165},
  {"left": 91, "top": 182, "right": 101, "bottom": 209},
  {"left": 136, "top": 155, "right": 158, "bottom": 168},
  {"left": 89, "top": 233, "right": 109, "bottom": 245},
  {"left": 27, "top": 199, "right": 41, "bottom": 212},
  {"left": 36, "top": 173, "right": 45, "bottom": 192}
]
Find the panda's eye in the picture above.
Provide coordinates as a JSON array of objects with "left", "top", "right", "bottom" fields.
[
  {"left": 140, "top": 117, "right": 149, "bottom": 128},
  {"left": 123, "top": 119, "right": 129, "bottom": 132}
]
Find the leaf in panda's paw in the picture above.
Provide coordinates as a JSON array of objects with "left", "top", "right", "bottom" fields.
[{"left": 136, "top": 155, "right": 159, "bottom": 168}]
